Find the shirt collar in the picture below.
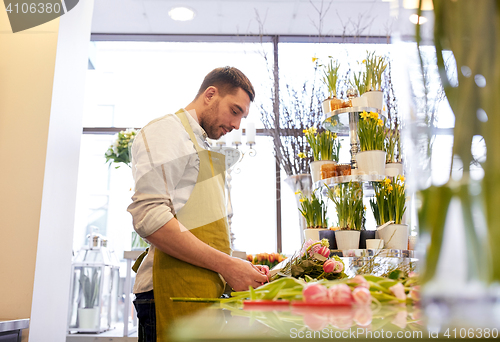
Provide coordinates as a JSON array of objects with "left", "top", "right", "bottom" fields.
[{"left": 182, "top": 108, "right": 208, "bottom": 141}]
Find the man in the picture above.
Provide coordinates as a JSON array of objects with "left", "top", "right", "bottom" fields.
[{"left": 128, "top": 67, "right": 268, "bottom": 342}]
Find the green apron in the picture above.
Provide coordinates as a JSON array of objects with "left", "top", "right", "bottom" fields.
[{"left": 153, "top": 110, "right": 231, "bottom": 341}]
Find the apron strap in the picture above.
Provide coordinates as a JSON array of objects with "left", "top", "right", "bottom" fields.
[{"left": 132, "top": 248, "right": 149, "bottom": 273}]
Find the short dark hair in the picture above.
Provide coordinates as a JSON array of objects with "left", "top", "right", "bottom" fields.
[{"left": 196, "top": 66, "right": 255, "bottom": 102}]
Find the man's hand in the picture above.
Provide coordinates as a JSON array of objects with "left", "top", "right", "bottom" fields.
[{"left": 219, "top": 258, "right": 269, "bottom": 292}]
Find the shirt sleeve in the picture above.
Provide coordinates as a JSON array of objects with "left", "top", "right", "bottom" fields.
[{"left": 127, "top": 115, "right": 196, "bottom": 238}]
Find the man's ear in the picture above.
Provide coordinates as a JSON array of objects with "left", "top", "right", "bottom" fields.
[{"left": 204, "top": 86, "right": 218, "bottom": 104}]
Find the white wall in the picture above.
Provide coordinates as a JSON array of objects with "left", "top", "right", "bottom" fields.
[{"left": 0, "top": 1, "right": 94, "bottom": 341}]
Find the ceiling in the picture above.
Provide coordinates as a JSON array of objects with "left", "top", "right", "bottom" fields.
[{"left": 90, "top": 0, "right": 405, "bottom": 38}]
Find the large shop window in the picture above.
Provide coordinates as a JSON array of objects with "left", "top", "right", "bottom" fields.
[{"left": 76, "top": 41, "right": 275, "bottom": 269}]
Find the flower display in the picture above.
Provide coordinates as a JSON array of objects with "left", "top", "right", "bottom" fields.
[
  {"left": 325, "top": 181, "right": 365, "bottom": 231},
  {"left": 104, "top": 128, "right": 138, "bottom": 168},
  {"left": 358, "top": 111, "right": 386, "bottom": 152},
  {"left": 247, "top": 252, "right": 287, "bottom": 270},
  {"left": 295, "top": 190, "right": 328, "bottom": 229},
  {"left": 351, "top": 51, "right": 388, "bottom": 95},
  {"left": 370, "top": 175, "right": 407, "bottom": 225},
  {"left": 302, "top": 127, "right": 340, "bottom": 162}
]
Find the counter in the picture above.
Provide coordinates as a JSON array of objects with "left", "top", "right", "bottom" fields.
[
  {"left": 0, "top": 319, "right": 29, "bottom": 342},
  {"left": 169, "top": 300, "right": 500, "bottom": 341}
]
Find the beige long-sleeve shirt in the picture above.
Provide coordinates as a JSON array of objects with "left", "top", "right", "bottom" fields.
[{"left": 127, "top": 109, "right": 209, "bottom": 293}]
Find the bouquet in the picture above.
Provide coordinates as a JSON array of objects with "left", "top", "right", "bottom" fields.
[
  {"left": 104, "top": 129, "right": 138, "bottom": 168},
  {"left": 358, "top": 111, "right": 385, "bottom": 152},
  {"left": 247, "top": 253, "right": 287, "bottom": 270},
  {"left": 295, "top": 190, "right": 328, "bottom": 229},
  {"left": 302, "top": 127, "right": 340, "bottom": 162},
  {"left": 370, "top": 175, "right": 407, "bottom": 225},
  {"left": 325, "top": 182, "right": 365, "bottom": 231},
  {"left": 273, "top": 239, "right": 347, "bottom": 281}
]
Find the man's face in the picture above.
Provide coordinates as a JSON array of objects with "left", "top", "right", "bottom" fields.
[{"left": 200, "top": 87, "right": 251, "bottom": 140}]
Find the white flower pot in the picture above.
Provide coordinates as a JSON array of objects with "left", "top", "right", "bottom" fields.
[
  {"left": 78, "top": 307, "right": 99, "bottom": 330},
  {"left": 351, "top": 96, "right": 368, "bottom": 108},
  {"left": 362, "top": 90, "right": 383, "bottom": 111},
  {"left": 310, "top": 160, "right": 337, "bottom": 184},
  {"left": 334, "top": 230, "right": 360, "bottom": 250},
  {"left": 385, "top": 162, "right": 404, "bottom": 177},
  {"left": 377, "top": 224, "right": 409, "bottom": 250},
  {"left": 304, "top": 228, "right": 328, "bottom": 242},
  {"left": 366, "top": 239, "right": 384, "bottom": 249},
  {"left": 356, "top": 150, "right": 386, "bottom": 176}
]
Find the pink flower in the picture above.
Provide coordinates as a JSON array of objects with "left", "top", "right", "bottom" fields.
[
  {"left": 327, "top": 284, "right": 353, "bottom": 305},
  {"left": 329, "top": 307, "right": 354, "bottom": 330},
  {"left": 389, "top": 283, "right": 406, "bottom": 302},
  {"left": 323, "top": 259, "right": 335, "bottom": 273},
  {"left": 391, "top": 309, "right": 408, "bottom": 329},
  {"left": 352, "top": 287, "right": 372, "bottom": 306},
  {"left": 260, "top": 265, "right": 270, "bottom": 276},
  {"left": 353, "top": 306, "right": 372, "bottom": 326},
  {"left": 303, "top": 283, "right": 329, "bottom": 304},
  {"left": 333, "top": 260, "right": 344, "bottom": 273},
  {"left": 348, "top": 275, "right": 369, "bottom": 289},
  {"left": 301, "top": 239, "right": 315, "bottom": 256},
  {"left": 317, "top": 246, "right": 330, "bottom": 258},
  {"left": 409, "top": 285, "right": 420, "bottom": 302}
]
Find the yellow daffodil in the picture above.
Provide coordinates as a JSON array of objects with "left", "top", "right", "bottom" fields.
[
  {"left": 332, "top": 133, "right": 338, "bottom": 139},
  {"left": 298, "top": 152, "right": 306, "bottom": 159},
  {"left": 360, "top": 111, "right": 369, "bottom": 119},
  {"left": 295, "top": 190, "right": 301, "bottom": 195},
  {"left": 377, "top": 119, "right": 384, "bottom": 126},
  {"left": 387, "top": 185, "right": 393, "bottom": 194},
  {"left": 370, "top": 112, "right": 379, "bottom": 120},
  {"left": 335, "top": 188, "right": 341, "bottom": 197},
  {"left": 362, "top": 59, "right": 366, "bottom": 64},
  {"left": 398, "top": 175, "right": 406, "bottom": 182},
  {"left": 299, "top": 198, "right": 306, "bottom": 203},
  {"left": 312, "top": 57, "right": 318, "bottom": 63},
  {"left": 363, "top": 206, "right": 367, "bottom": 210},
  {"left": 302, "top": 129, "right": 308, "bottom": 134}
]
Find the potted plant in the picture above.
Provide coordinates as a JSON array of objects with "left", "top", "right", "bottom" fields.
[
  {"left": 370, "top": 175, "right": 408, "bottom": 250},
  {"left": 363, "top": 51, "right": 388, "bottom": 111},
  {"left": 319, "top": 57, "right": 343, "bottom": 113},
  {"left": 301, "top": 127, "right": 341, "bottom": 183},
  {"left": 295, "top": 190, "right": 328, "bottom": 242},
  {"left": 325, "top": 182, "right": 365, "bottom": 250},
  {"left": 385, "top": 117, "right": 403, "bottom": 177},
  {"left": 78, "top": 268, "right": 101, "bottom": 329},
  {"left": 356, "top": 110, "right": 387, "bottom": 175}
]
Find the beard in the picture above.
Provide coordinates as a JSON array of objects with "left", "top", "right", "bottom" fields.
[{"left": 200, "top": 99, "right": 222, "bottom": 139}]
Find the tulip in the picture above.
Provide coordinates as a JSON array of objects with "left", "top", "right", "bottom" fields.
[
  {"left": 327, "top": 284, "right": 353, "bottom": 305},
  {"left": 348, "top": 275, "right": 369, "bottom": 289},
  {"left": 333, "top": 260, "right": 344, "bottom": 273},
  {"left": 246, "top": 254, "right": 253, "bottom": 263},
  {"left": 329, "top": 307, "right": 353, "bottom": 330},
  {"left": 409, "top": 285, "right": 420, "bottom": 302},
  {"left": 389, "top": 283, "right": 406, "bottom": 301},
  {"left": 352, "top": 287, "right": 372, "bottom": 306},
  {"left": 353, "top": 306, "right": 372, "bottom": 326},
  {"left": 391, "top": 309, "right": 408, "bottom": 329},
  {"left": 323, "top": 259, "right": 335, "bottom": 273},
  {"left": 317, "top": 246, "right": 330, "bottom": 258},
  {"left": 268, "top": 253, "right": 276, "bottom": 263},
  {"left": 303, "top": 283, "right": 329, "bottom": 304}
]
